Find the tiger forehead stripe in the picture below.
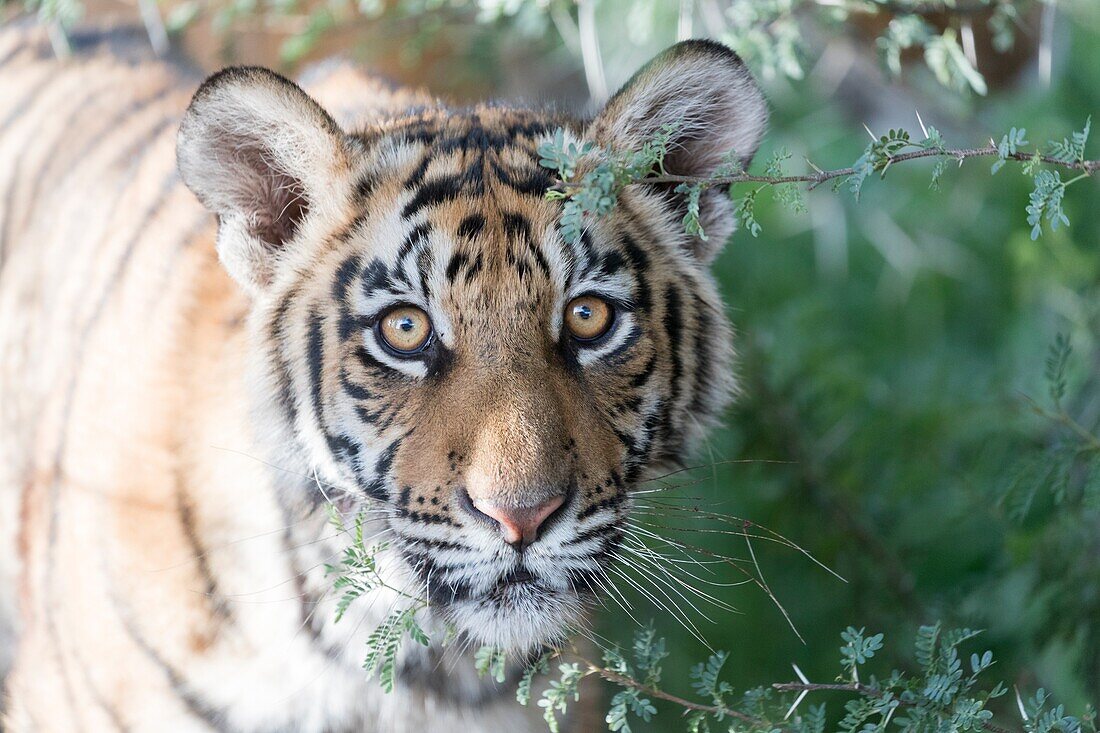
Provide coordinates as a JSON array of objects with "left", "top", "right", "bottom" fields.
[{"left": 393, "top": 115, "right": 559, "bottom": 206}]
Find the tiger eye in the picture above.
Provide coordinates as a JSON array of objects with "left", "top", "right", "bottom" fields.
[
  {"left": 378, "top": 305, "right": 433, "bottom": 354},
  {"left": 564, "top": 296, "right": 614, "bottom": 342}
]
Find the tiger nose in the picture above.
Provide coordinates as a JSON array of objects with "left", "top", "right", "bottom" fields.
[{"left": 469, "top": 495, "right": 565, "bottom": 550}]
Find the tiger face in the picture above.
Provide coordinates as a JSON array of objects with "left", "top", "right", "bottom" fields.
[{"left": 177, "top": 41, "right": 767, "bottom": 652}]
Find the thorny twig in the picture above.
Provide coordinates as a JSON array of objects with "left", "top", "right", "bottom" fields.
[{"left": 552, "top": 145, "right": 1099, "bottom": 193}]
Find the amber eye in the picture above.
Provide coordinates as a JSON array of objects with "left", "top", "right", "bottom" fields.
[
  {"left": 565, "top": 295, "right": 614, "bottom": 342},
  {"left": 378, "top": 305, "right": 433, "bottom": 355}
]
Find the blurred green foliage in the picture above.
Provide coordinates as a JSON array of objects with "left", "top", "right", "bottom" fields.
[{"left": 597, "top": 9, "right": 1100, "bottom": 730}]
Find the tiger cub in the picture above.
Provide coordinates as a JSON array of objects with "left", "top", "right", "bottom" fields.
[{"left": 0, "top": 23, "right": 766, "bottom": 732}]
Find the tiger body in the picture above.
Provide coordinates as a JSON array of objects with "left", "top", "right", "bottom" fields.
[{"left": 0, "top": 24, "right": 766, "bottom": 732}]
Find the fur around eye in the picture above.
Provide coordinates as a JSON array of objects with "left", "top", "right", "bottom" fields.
[
  {"left": 565, "top": 295, "right": 615, "bottom": 342},
  {"left": 378, "top": 305, "right": 433, "bottom": 355}
]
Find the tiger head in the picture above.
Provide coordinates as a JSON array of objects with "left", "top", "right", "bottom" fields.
[{"left": 177, "top": 40, "right": 767, "bottom": 653}]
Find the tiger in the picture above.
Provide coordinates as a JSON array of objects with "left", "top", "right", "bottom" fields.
[{"left": 0, "top": 19, "right": 767, "bottom": 732}]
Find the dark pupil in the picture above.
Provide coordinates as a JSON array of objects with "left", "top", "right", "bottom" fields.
[
  {"left": 575, "top": 305, "right": 592, "bottom": 320},
  {"left": 398, "top": 317, "right": 415, "bottom": 332}
]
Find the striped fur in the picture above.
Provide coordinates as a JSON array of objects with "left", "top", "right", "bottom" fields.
[{"left": 0, "top": 23, "right": 766, "bottom": 732}]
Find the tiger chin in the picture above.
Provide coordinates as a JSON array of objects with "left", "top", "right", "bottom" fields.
[{"left": 0, "top": 22, "right": 767, "bottom": 733}]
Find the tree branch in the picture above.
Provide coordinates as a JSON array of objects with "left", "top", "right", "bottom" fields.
[
  {"left": 554, "top": 145, "right": 1098, "bottom": 193},
  {"left": 575, "top": 658, "right": 1025, "bottom": 733},
  {"left": 773, "top": 682, "right": 1018, "bottom": 733},
  {"left": 573, "top": 654, "right": 763, "bottom": 724}
]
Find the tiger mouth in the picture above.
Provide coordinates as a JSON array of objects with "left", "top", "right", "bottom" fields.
[{"left": 501, "top": 568, "right": 537, "bottom": 585}]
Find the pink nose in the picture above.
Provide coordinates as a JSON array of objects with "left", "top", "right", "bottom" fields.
[{"left": 471, "top": 495, "right": 565, "bottom": 549}]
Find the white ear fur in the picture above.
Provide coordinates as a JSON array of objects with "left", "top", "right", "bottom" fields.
[
  {"left": 177, "top": 66, "right": 353, "bottom": 293},
  {"left": 589, "top": 40, "right": 769, "bottom": 257}
]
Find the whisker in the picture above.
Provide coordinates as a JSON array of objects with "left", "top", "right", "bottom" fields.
[
  {"left": 607, "top": 563, "right": 712, "bottom": 649},
  {"left": 622, "top": 540, "right": 748, "bottom": 595},
  {"left": 620, "top": 546, "right": 733, "bottom": 618},
  {"left": 621, "top": 537, "right": 741, "bottom": 610},
  {"left": 631, "top": 502, "right": 845, "bottom": 582},
  {"left": 742, "top": 530, "right": 804, "bottom": 644},
  {"left": 636, "top": 458, "right": 794, "bottom": 486}
]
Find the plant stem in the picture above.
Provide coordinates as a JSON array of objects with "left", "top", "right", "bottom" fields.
[
  {"left": 572, "top": 654, "right": 763, "bottom": 724},
  {"left": 1027, "top": 401, "right": 1100, "bottom": 452},
  {"left": 574, "top": 660, "right": 1024, "bottom": 733},
  {"left": 773, "top": 682, "right": 1018, "bottom": 733},
  {"left": 553, "top": 146, "right": 1098, "bottom": 192}
]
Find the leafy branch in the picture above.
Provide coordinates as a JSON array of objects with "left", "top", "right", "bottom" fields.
[
  {"left": 509, "top": 624, "right": 1095, "bottom": 733},
  {"left": 578, "top": 143, "right": 1099, "bottom": 190},
  {"left": 713, "top": 0, "right": 1037, "bottom": 93},
  {"left": 540, "top": 116, "right": 1096, "bottom": 243},
  {"left": 1003, "top": 333, "right": 1100, "bottom": 520},
  {"left": 324, "top": 507, "right": 430, "bottom": 693}
]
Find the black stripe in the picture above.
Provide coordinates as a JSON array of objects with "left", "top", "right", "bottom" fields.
[
  {"left": 463, "top": 252, "right": 484, "bottom": 284},
  {"left": 445, "top": 251, "right": 469, "bottom": 282},
  {"left": 662, "top": 285, "right": 684, "bottom": 447},
  {"left": 501, "top": 212, "right": 529, "bottom": 239},
  {"left": 456, "top": 214, "right": 485, "bottom": 240},
  {"left": 489, "top": 158, "right": 553, "bottom": 197},
  {"left": 397, "top": 223, "right": 431, "bottom": 265},
  {"left": 175, "top": 484, "right": 233, "bottom": 623},
  {"left": 270, "top": 288, "right": 300, "bottom": 425},
  {"left": 331, "top": 253, "right": 363, "bottom": 303},
  {"left": 503, "top": 212, "right": 545, "bottom": 278},
  {"left": 689, "top": 293, "right": 716, "bottom": 415},
  {"left": 391, "top": 532, "right": 465, "bottom": 552},
  {"left": 402, "top": 173, "right": 465, "bottom": 218},
  {"left": 307, "top": 309, "right": 356, "bottom": 466},
  {"left": 403, "top": 150, "right": 433, "bottom": 188},
  {"left": 596, "top": 251, "right": 626, "bottom": 277},
  {"left": 526, "top": 236, "right": 552, "bottom": 279},
  {"left": 306, "top": 308, "right": 360, "bottom": 465},
  {"left": 629, "top": 354, "right": 657, "bottom": 388},
  {"left": 603, "top": 325, "right": 642, "bottom": 365},
  {"left": 418, "top": 247, "right": 435, "bottom": 299},
  {"left": 356, "top": 172, "right": 378, "bottom": 199},
  {"left": 360, "top": 436, "right": 403, "bottom": 501},
  {"left": 340, "top": 367, "right": 376, "bottom": 401},
  {"left": 627, "top": 405, "right": 662, "bottom": 482},
  {"left": 361, "top": 259, "right": 399, "bottom": 298},
  {"left": 578, "top": 493, "right": 626, "bottom": 520},
  {"left": 353, "top": 344, "right": 399, "bottom": 377},
  {"left": 112, "top": 591, "right": 229, "bottom": 731},
  {"left": 620, "top": 235, "right": 652, "bottom": 311}
]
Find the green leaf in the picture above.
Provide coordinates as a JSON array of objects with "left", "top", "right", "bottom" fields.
[
  {"left": 735, "top": 190, "right": 762, "bottom": 237},
  {"left": 1026, "top": 169, "right": 1070, "bottom": 239},
  {"left": 924, "top": 28, "right": 988, "bottom": 95},
  {"left": 840, "top": 627, "right": 885, "bottom": 670},
  {"left": 992, "top": 127, "right": 1028, "bottom": 174},
  {"left": 1046, "top": 333, "right": 1072, "bottom": 407},
  {"left": 474, "top": 646, "right": 507, "bottom": 684},
  {"left": 517, "top": 652, "right": 551, "bottom": 706},
  {"left": 1048, "top": 117, "right": 1092, "bottom": 166},
  {"left": 676, "top": 183, "right": 708, "bottom": 241}
]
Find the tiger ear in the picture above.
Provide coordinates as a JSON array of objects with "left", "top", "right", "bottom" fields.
[
  {"left": 177, "top": 67, "right": 354, "bottom": 294},
  {"left": 588, "top": 40, "right": 768, "bottom": 259}
]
